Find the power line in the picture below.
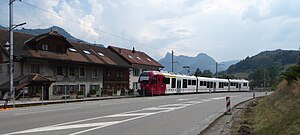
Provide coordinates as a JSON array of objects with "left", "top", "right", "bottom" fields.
[{"left": 19, "top": 0, "right": 164, "bottom": 51}]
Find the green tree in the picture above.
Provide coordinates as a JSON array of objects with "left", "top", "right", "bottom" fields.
[
  {"left": 194, "top": 68, "right": 202, "bottom": 77},
  {"left": 202, "top": 70, "right": 213, "bottom": 77},
  {"left": 221, "top": 74, "right": 235, "bottom": 79},
  {"left": 283, "top": 66, "right": 300, "bottom": 84}
]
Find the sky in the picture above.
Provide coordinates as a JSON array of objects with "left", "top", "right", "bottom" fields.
[{"left": 0, "top": 0, "right": 299, "bottom": 62}]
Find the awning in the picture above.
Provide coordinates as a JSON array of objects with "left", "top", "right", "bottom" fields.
[{"left": 0, "top": 74, "right": 56, "bottom": 91}]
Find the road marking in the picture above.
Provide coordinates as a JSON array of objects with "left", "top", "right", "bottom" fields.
[
  {"left": 177, "top": 97, "right": 198, "bottom": 101},
  {"left": 4, "top": 121, "right": 121, "bottom": 135},
  {"left": 5, "top": 96, "right": 225, "bottom": 135},
  {"left": 210, "top": 97, "right": 224, "bottom": 100},
  {"left": 14, "top": 107, "right": 82, "bottom": 116}
]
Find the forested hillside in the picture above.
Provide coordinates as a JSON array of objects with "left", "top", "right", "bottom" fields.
[{"left": 227, "top": 49, "right": 299, "bottom": 74}]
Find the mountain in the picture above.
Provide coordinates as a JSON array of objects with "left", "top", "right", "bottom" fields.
[
  {"left": 0, "top": 25, "right": 6, "bottom": 30},
  {"left": 0, "top": 25, "right": 104, "bottom": 47},
  {"left": 219, "top": 60, "right": 240, "bottom": 71},
  {"left": 159, "top": 53, "right": 216, "bottom": 74},
  {"left": 226, "top": 49, "right": 299, "bottom": 74}
]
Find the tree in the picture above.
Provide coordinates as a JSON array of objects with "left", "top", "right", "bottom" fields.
[
  {"left": 221, "top": 74, "right": 235, "bottom": 79},
  {"left": 283, "top": 66, "right": 300, "bottom": 84},
  {"left": 194, "top": 68, "right": 202, "bottom": 77},
  {"left": 202, "top": 70, "right": 213, "bottom": 77}
]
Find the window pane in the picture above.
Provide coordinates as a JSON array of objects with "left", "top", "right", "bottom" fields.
[
  {"left": 171, "top": 78, "right": 176, "bottom": 88},
  {"left": 80, "top": 67, "right": 85, "bottom": 77}
]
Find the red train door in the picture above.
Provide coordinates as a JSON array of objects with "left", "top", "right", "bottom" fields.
[
  {"left": 157, "top": 75, "right": 165, "bottom": 95},
  {"left": 151, "top": 75, "right": 165, "bottom": 95}
]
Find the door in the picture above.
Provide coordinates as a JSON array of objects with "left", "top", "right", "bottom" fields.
[
  {"left": 151, "top": 76, "right": 157, "bottom": 95},
  {"left": 43, "top": 86, "right": 49, "bottom": 100},
  {"left": 213, "top": 82, "right": 216, "bottom": 92},
  {"left": 177, "top": 80, "right": 181, "bottom": 93}
]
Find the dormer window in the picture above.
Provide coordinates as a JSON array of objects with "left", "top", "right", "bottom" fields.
[
  {"left": 98, "top": 52, "right": 104, "bottom": 56},
  {"left": 147, "top": 58, "right": 151, "bottom": 61},
  {"left": 83, "top": 50, "right": 91, "bottom": 55},
  {"left": 137, "top": 56, "right": 141, "bottom": 60},
  {"left": 69, "top": 48, "right": 77, "bottom": 52},
  {"left": 42, "top": 44, "right": 48, "bottom": 51},
  {"left": 128, "top": 55, "right": 133, "bottom": 59}
]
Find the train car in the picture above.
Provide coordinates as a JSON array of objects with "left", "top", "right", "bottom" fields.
[
  {"left": 138, "top": 71, "right": 249, "bottom": 96},
  {"left": 138, "top": 71, "right": 167, "bottom": 96}
]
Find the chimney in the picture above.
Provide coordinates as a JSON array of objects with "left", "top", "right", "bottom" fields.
[
  {"left": 132, "top": 47, "right": 135, "bottom": 53},
  {"left": 51, "top": 29, "right": 58, "bottom": 34}
]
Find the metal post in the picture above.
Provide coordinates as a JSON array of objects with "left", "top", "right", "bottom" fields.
[
  {"left": 225, "top": 96, "right": 232, "bottom": 115},
  {"left": 171, "top": 50, "right": 174, "bottom": 72},
  {"left": 9, "top": 0, "right": 15, "bottom": 108},
  {"left": 64, "top": 85, "right": 67, "bottom": 103},
  {"left": 41, "top": 86, "right": 44, "bottom": 105},
  {"left": 216, "top": 62, "right": 218, "bottom": 78}
]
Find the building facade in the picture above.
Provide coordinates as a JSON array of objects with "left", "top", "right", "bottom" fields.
[
  {"left": 108, "top": 46, "right": 164, "bottom": 92},
  {"left": 0, "top": 29, "right": 130, "bottom": 100}
]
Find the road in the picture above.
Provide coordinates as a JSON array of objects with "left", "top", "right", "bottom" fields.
[{"left": 0, "top": 92, "right": 268, "bottom": 135}]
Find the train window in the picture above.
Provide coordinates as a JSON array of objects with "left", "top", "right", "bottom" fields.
[
  {"left": 200, "top": 81, "right": 203, "bottom": 86},
  {"left": 188, "top": 80, "right": 192, "bottom": 85},
  {"left": 243, "top": 83, "right": 247, "bottom": 86},
  {"left": 171, "top": 78, "right": 176, "bottom": 88},
  {"left": 163, "top": 78, "right": 170, "bottom": 84},
  {"left": 152, "top": 76, "right": 157, "bottom": 84},
  {"left": 207, "top": 82, "right": 213, "bottom": 88},
  {"left": 219, "top": 82, "right": 222, "bottom": 88},
  {"left": 183, "top": 79, "right": 188, "bottom": 88},
  {"left": 230, "top": 82, "right": 233, "bottom": 86},
  {"left": 192, "top": 80, "right": 196, "bottom": 85},
  {"left": 214, "top": 82, "right": 216, "bottom": 88},
  {"left": 204, "top": 81, "right": 207, "bottom": 86}
]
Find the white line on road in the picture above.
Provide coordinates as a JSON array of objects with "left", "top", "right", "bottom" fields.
[
  {"left": 14, "top": 107, "right": 82, "bottom": 116},
  {"left": 5, "top": 96, "right": 229, "bottom": 135},
  {"left": 177, "top": 97, "right": 198, "bottom": 101}
]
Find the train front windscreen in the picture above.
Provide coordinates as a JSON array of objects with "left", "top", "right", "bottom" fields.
[{"left": 138, "top": 72, "right": 150, "bottom": 84}]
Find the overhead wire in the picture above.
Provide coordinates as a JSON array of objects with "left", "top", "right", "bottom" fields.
[{"left": 19, "top": 0, "right": 168, "bottom": 52}]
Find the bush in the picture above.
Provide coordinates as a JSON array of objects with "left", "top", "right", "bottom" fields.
[{"left": 283, "top": 66, "right": 300, "bottom": 84}]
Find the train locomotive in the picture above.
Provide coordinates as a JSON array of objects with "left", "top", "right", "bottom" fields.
[{"left": 137, "top": 71, "right": 249, "bottom": 96}]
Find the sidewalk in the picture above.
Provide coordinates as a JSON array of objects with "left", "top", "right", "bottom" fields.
[{"left": 0, "top": 95, "right": 138, "bottom": 109}]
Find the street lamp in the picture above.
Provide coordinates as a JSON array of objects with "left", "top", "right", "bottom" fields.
[
  {"left": 183, "top": 66, "right": 190, "bottom": 74},
  {"left": 9, "top": 0, "right": 26, "bottom": 108},
  {"left": 215, "top": 62, "right": 224, "bottom": 78}
]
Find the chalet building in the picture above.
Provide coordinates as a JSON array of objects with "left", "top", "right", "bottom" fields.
[
  {"left": 0, "top": 29, "right": 130, "bottom": 100},
  {"left": 108, "top": 46, "right": 164, "bottom": 91}
]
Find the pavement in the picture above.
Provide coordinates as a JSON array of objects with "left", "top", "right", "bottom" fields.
[
  {"left": 0, "top": 95, "right": 136, "bottom": 108},
  {"left": 0, "top": 92, "right": 268, "bottom": 135}
]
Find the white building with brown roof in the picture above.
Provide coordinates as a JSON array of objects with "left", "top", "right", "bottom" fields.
[{"left": 108, "top": 46, "right": 164, "bottom": 91}]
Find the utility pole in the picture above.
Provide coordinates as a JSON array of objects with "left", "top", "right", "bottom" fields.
[
  {"left": 263, "top": 69, "right": 266, "bottom": 92},
  {"left": 171, "top": 50, "right": 174, "bottom": 72},
  {"left": 8, "top": 0, "right": 26, "bottom": 108},
  {"left": 9, "top": 0, "right": 15, "bottom": 108},
  {"left": 215, "top": 62, "right": 218, "bottom": 78}
]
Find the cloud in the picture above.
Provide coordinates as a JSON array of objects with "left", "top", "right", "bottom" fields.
[{"left": 0, "top": 0, "right": 299, "bottom": 62}]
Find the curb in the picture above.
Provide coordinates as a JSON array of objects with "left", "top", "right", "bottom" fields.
[
  {"left": 198, "top": 95, "right": 265, "bottom": 135},
  {"left": 0, "top": 95, "right": 138, "bottom": 108}
]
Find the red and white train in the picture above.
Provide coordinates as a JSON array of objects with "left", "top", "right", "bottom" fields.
[{"left": 138, "top": 71, "right": 249, "bottom": 96}]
